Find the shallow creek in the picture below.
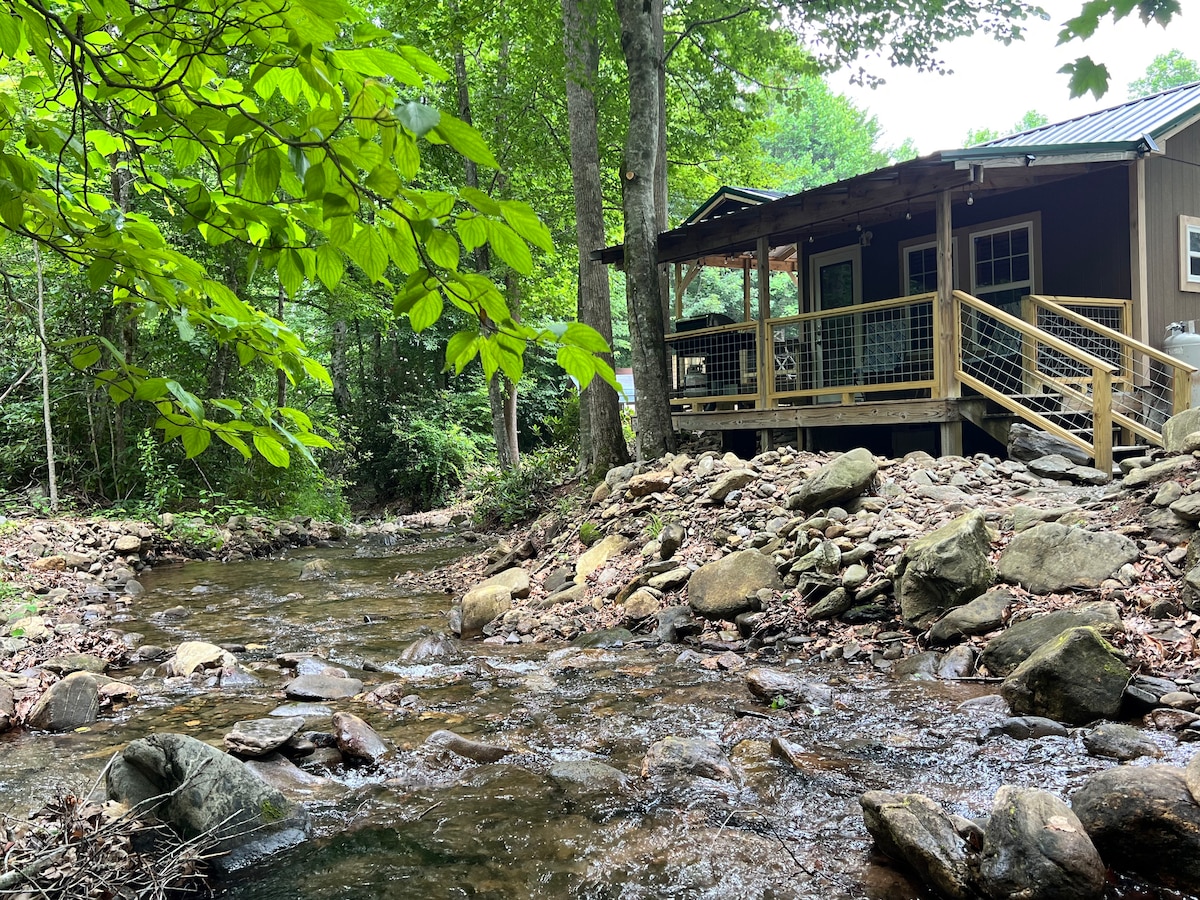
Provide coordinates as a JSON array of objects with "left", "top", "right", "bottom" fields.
[{"left": 0, "top": 534, "right": 1193, "bottom": 899}]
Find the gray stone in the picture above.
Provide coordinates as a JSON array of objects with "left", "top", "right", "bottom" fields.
[
  {"left": 1027, "top": 454, "right": 1077, "bottom": 478},
  {"left": 299, "top": 558, "right": 330, "bottom": 581},
  {"left": 928, "top": 588, "right": 1014, "bottom": 645},
  {"left": 456, "top": 585, "right": 511, "bottom": 639},
  {"left": 896, "top": 510, "right": 994, "bottom": 628},
  {"left": 225, "top": 717, "right": 306, "bottom": 758},
  {"left": 997, "top": 524, "right": 1138, "bottom": 595},
  {"left": 656, "top": 606, "right": 699, "bottom": 643},
  {"left": 1164, "top": 408, "right": 1200, "bottom": 452},
  {"left": 26, "top": 671, "right": 99, "bottom": 732},
  {"left": 1009, "top": 423, "right": 1092, "bottom": 465},
  {"left": 167, "top": 640, "right": 236, "bottom": 677},
  {"left": 979, "top": 602, "right": 1123, "bottom": 676},
  {"left": 984, "top": 716, "right": 1069, "bottom": 741},
  {"left": 860, "top": 791, "right": 974, "bottom": 900},
  {"left": 744, "top": 667, "right": 833, "bottom": 708},
  {"left": 1082, "top": 722, "right": 1162, "bottom": 761},
  {"left": 332, "top": 711, "right": 390, "bottom": 765},
  {"left": 659, "top": 523, "right": 686, "bottom": 559},
  {"left": 1001, "top": 626, "right": 1130, "bottom": 725},
  {"left": 707, "top": 469, "right": 756, "bottom": 503},
  {"left": 894, "top": 651, "right": 941, "bottom": 680},
  {"left": 571, "top": 627, "right": 634, "bottom": 648},
  {"left": 789, "top": 448, "right": 877, "bottom": 512},
  {"left": 576, "top": 535, "right": 631, "bottom": 581},
  {"left": 283, "top": 673, "right": 363, "bottom": 700},
  {"left": 647, "top": 566, "right": 691, "bottom": 592},
  {"left": 807, "top": 587, "right": 852, "bottom": 621},
  {"left": 425, "top": 729, "right": 512, "bottom": 763},
  {"left": 1170, "top": 493, "right": 1200, "bottom": 523},
  {"left": 640, "top": 736, "right": 732, "bottom": 781},
  {"left": 106, "top": 733, "right": 309, "bottom": 872},
  {"left": 978, "top": 785, "right": 1104, "bottom": 900},
  {"left": 936, "top": 644, "right": 975, "bottom": 680},
  {"left": 1072, "top": 765, "right": 1200, "bottom": 891},
  {"left": 41, "top": 653, "right": 106, "bottom": 675},
  {"left": 1124, "top": 455, "right": 1194, "bottom": 488},
  {"left": 628, "top": 469, "right": 673, "bottom": 498},
  {"left": 549, "top": 760, "right": 629, "bottom": 796},
  {"left": 687, "top": 549, "right": 781, "bottom": 620},
  {"left": 621, "top": 588, "right": 661, "bottom": 623},
  {"left": 397, "top": 630, "right": 462, "bottom": 664},
  {"left": 474, "top": 566, "right": 532, "bottom": 600}
]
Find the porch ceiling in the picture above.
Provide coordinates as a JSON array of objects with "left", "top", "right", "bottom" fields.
[{"left": 593, "top": 158, "right": 1125, "bottom": 268}]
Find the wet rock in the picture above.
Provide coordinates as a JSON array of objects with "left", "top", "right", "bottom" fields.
[
  {"left": 397, "top": 630, "right": 462, "bottom": 664},
  {"left": 979, "top": 602, "right": 1123, "bottom": 677},
  {"left": 269, "top": 702, "right": 334, "bottom": 719},
  {"left": 571, "top": 627, "right": 634, "bottom": 648},
  {"left": 332, "top": 711, "right": 390, "bottom": 765},
  {"left": 789, "top": 447, "right": 877, "bottom": 512},
  {"left": 299, "top": 558, "right": 331, "bottom": 580},
  {"left": 978, "top": 785, "right": 1104, "bottom": 900},
  {"left": 936, "top": 645, "right": 975, "bottom": 680},
  {"left": 1072, "top": 764, "right": 1200, "bottom": 891},
  {"left": 928, "top": 588, "right": 1015, "bottom": 645},
  {"left": 1082, "top": 723, "right": 1162, "bottom": 761},
  {"left": 687, "top": 549, "right": 781, "bottom": 620},
  {"left": 1001, "top": 626, "right": 1130, "bottom": 725},
  {"left": 549, "top": 759, "right": 629, "bottom": 796},
  {"left": 0, "top": 682, "right": 13, "bottom": 733},
  {"left": 283, "top": 673, "right": 363, "bottom": 700},
  {"left": 894, "top": 651, "right": 941, "bottom": 680},
  {"left": 744, "top": 667, "right": 833, "bottom": 708},
  {"left": 859, "top": 791, "right": 973, "bottom": 900},
  {"left": 425, "top": 729, "right": 512, "bottom": 763},
  {"left": 640, "top": 736, "right": 732, "bottom": 781},
  {"left": 896, "top": 509, "right": 994, "bottom": 629},
  {"left": 243, "top": 753, "right": 341, "bottom": 796},
  {"left": 225, "top": 716, "right": 306, "bottom": 758},
  {"left": 41, "top": 653, "right": 107, "bottom": 675},
  {"left": 106, "top": 732, "right": 310, "bottom": 873},
  {"left": 997, "top": 524, "right": 1139, "bottom": 594},
  {"left": 166, "top": 640, "right": 236, "bottom": 677},
  {"left": 474, "top": 566, "right": 532, "bottom": 600},
  {"left": 26, "top": 671, "right": 99, "bottom": 732},
  {"left": 457, "top": 585, "right": 511, "bottom": 640},
  {"left": 659, "top": 523, "right": 686, "bottom": 559},
  {"left": 1009, "top": 423, "right": 1091, "bottom": 466},
  {"left": 576, "top": 535, "right": 631, "bottom": 581},
  {"left": 984, "top": 716, "right": 1069, "bottom": 741},
  {"left": 656, "top": 606, "right": 699, "bottom": 643}
]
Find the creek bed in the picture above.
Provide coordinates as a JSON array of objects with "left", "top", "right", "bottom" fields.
[{"left": 0, "top": 534, "right": 1191, "bottom": 899}]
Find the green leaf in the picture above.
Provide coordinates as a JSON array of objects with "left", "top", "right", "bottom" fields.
[
  {"left": 485, "top": 220, "right": 532, "bottom": 275},
  {"left": 133, "top": 377, "right": 169, "bottom": 402},
  {"left": 346, "top": 227, "right": 389, "bottom": 282},
  {"left": 70, "top": 345, "right": 102, "bottom": 370},
  {"left": 461, "top": 186, "right": 502, "bottom": 217},
  {"left": 397, "top": 101, "right": 441, "bottom": 137},
  {"left": 456, "top": 213, "right": 488, "bottom": 251},
  {"left": 87, "top": 257, "right": 115, "bottom": 291},
  {"left": 181, "top": 427, "right": 212, "bottom": 459},
  {"left": 166, "top": 381, "right": 205, "bottom": 422},
  {"left": 216, "top": 430, "right": 252, "bottom": 459},
  {"left": 426, "top": 229, "right": 460, "bottom": 270},
  {"left": 433, "top": 114, "right": 498, "bottom": 168},
  {"left": 253, "top": 432, "right": 291, "bottom": 468},
  {"left": 500, "top": 200, "right": 553, "bottom": 253},
  {"left": 175, "top": 312, "right": 196, "bottom": 343},
  {"left": 557, "top": 345, "right": 598, "bottom": 389},
  {"left": 408, "top": 291, "right": 443, "bottom": 332},
  {"left": 0, "top": 13, "right": 21, "bottom": 56},
  {"left": 1059, "top": 57, "right": 1111, "bottom": 99},
  {"left": 278, "top": 249, "right": 305, "bottom": 298},
  {"left": 445, "top": 329, "right": 481, "bottom": 373},
  {"left": 561, "top": 322, "right": 611, "bottom": 354},
  {"left": 338, "top": 48, "right": 422, "bottom": 86},
  {"left": 315, "top": 244, "right": 344, "bottom": 290}
]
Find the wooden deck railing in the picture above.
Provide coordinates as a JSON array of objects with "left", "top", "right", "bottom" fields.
[{"left": 954, "top": 290, "right": 1119, "bottom": 471}]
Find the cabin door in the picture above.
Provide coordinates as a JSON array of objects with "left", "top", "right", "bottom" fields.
[{"left": 810, "top": 246, "right": 862, "bottom": 397}]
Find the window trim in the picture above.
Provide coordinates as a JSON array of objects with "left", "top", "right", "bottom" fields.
[
  {"left": 1180, "top": 214, "right": 1200, "bottom": 293},
  {"left": 969, "top": 219, "right": 1036, "bottom": 304},
  {"left": 901, "top": 238, "right": 957, "bottom": 296},
  {"left": 898, "top": 212, "right": 1041, "bottom": 299}
]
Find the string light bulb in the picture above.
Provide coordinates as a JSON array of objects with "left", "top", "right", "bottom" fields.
[{"left": 966, "top": 192, "right": 975, "bottom": 206}]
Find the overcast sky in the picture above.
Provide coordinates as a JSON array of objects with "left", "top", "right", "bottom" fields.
[{"left": 829, "top": 0, "right": 1200, "bottom": 155}]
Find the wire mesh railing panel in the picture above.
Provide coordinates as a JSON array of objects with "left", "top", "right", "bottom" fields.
[
  {"left": 1030, "top": 297, "right": 1176, "bottom": 439},
  {"left": 666, "top": 322, "right": 759, "bottom": 406},
  {"left": 768, "top": 294, "right": 936, "bottom": 401}
]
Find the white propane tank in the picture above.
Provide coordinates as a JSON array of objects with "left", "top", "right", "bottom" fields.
[{"left": 1165, "top": 321, "right": 1200, "bottom": 409}]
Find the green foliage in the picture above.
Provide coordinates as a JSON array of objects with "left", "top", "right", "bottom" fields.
[
  {"left": 1128, "top": 49, "right": 1200, "bottom": 98},
  {"left": 382, "top": 408, "right": 488, "bottom": 511},
  {"left": 1058, "top": 1, "right": 1183, "bottom": 98},
  {"left": 164, "top": 519, "right": 225, "bottom": 553},
  {"left": 769, "top": 695, "right": 789, "bottom": 710},
  {"left": 579, "top": 521, "right": 602, "bottom": 546},
  {"left": 963, "top": 110, "right": 1049, "bottom": 148},
  {"left": 472, "top": 445, "right": 575, "bottom": 529}
]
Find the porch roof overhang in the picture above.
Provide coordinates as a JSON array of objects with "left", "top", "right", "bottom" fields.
[{"left": 592, "top": 152, "right": 1129, "bottom": 269}]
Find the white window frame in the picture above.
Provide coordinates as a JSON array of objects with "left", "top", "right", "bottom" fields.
[
  {"left": 968, "top": 220, "right": 1036, "bottom": 306},
  {"left": 900, "top": 238, "right": 957, "bottom": 296},
  {"left": 1180, "top": 215, "right": 1200, "bottom": 293}
]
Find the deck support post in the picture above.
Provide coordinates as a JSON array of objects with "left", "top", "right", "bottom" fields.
[
  {"left": 935, "top": 189, "right": 963, "bottom": 456},
  {"left": 757, "top": 236, "right": 771, "bottom": 410}
]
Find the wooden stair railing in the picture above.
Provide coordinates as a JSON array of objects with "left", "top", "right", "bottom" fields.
[{"left": 953, "top": 290, "right": 1119, "bottom": 472}]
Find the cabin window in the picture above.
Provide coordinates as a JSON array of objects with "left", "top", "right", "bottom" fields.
[
  {"left": 970, "top": 222, "right": 1033, "bottom": 315},
  {"left": 1181, "top": 215, "right": 1200, "bottom": 293}
]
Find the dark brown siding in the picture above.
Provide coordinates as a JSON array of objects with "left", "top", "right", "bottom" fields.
[{"left": 1146, "top": 122, "right": 1200, "bottom": 341}]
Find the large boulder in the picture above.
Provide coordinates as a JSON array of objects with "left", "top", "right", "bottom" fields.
[
  {"left": 896, "top": 510, "right": 994, "bottom": 628},
  {"left": 1163, "top": 408, "right": 1200, "bottom": 453},
  {"left": 333, "top": 711, "right": 390, "bottom": 765},
  {"left": 26, "top": 671, "right": 99, "bottom": 732},
  {"left": 1008, "top": 423, "right": 1092, "bottom": 466},
  {"left": 576, "top": 535, "right": 631, "bottom": 581},
  {"left": 456, "top": 585, "right": 511, "bottom": 639},
  {"left": 978, "top": 785, "right": 1104, "bottom": 900},
  {"left": 106, "top": 733, "right": 310, "bottom": 872},
  {"left": 1072, "top": 764, "right": 1200, "bottom": 891},
  {"left": 1000, "top": 626, "right": 1130, "bottom": 724},
  {"left": 859, "top": 791, "right": 974, "bottom": 900},
  {"left": 706, "top": 469, "right": 756, "bottom": 503},
  {"left": 473, "top": 566, "right": 532, "bottom": 600},
  {"left": 788, "top": 448, "right": 877, "bottom": 512},
  {"left": 979, "top": 602, "right": 1123, "bottom": 677},
  {"left": 425, "top": 729, "right": 512, "bottom": 763},
  {"left": 997, "top": 524, "right": 1138, "bottom": 595},
  {"left": 687, "top": 550, "right": 781, "bottom": 619}
]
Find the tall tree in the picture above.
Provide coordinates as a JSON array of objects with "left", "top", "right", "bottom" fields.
[
  {"left": 562, "top": 0, "right": 630, "bottom": 479},
  {"left": 615, "top": 0, "right": 675, "bottom": 461},
  {"left": 1128, "top": 49, "right": 1200, "bottom": 98},
  {"left": 963, "top": 110, "right": 1050, "bottom": 148}
]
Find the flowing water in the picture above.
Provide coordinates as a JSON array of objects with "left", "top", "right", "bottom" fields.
[{"left": 0, "top": 534, "right": 1191, "bottom": 899}]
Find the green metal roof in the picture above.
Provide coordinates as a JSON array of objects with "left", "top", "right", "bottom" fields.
[
  {"left": 681, "top": 186, "right": 786, "bottom": 226},
  {"left": 944, "top": 80, "right": 1200, "bottom": 161}
]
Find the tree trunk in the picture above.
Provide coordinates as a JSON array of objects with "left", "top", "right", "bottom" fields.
[
  {"left": 562, "top": 0, "right": 630, "bottom": 480},
  {"left": 614, "top": 0, "right": 674, "bottom": 461},
  {"left": 331, "top": 319, "right": 352, "bottom": 415},
  {"left": 34, "top": 244, "right": 58, "bottom": 512}
]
